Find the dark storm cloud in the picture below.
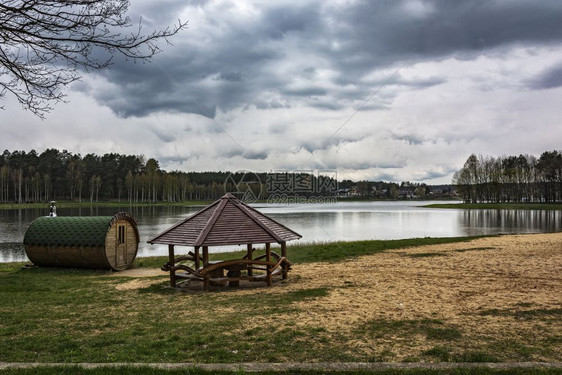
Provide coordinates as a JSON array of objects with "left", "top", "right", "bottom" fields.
[
  {"left": 244, "top": 150, "right": 269, "bottom": 160},
  {"left": 217, "top": 146, "right": 269, "bottom": 160},
  {"left": 308, "top": 100, "right": 347, "bottom": 111},
  {"left": 215, "top": 72, "right": 243, "bottom": 82},
  {"left": 528, "top": 63, "right": 562, "bottom": 89},
  {"left": 422, "top": 169, "right": 455, "bottom": 181},
  {"left": 390, "top": 133, "right": 425, "bottom": 146},
  {"left": 150, "top": 128, "right": 175, "bottom": 143},
  {"left": 281, "top": 87, "right": 328, "bottom": 97},
  {"left": 84, "top": 32, "right": 281, "bottom": 117},
  {"left": 220, "top": 148, "right": 245, "bottom": 158},
  {"left": 321, "top": 159, "right": 406, "bottom": 171},
  {"left": 255, "top": 98, "right": 290, "bottom": 110},
  {"left": 392, "top": 75, "right": 446, "bottom": 89},
  {"left": 330, "top": 1, "right": 562, "bottom": 80},
  {"left": 262, "top": 4, "right": 321, "bottom": 39},
  {"left": 375, "top": 173, "right": 398, "bottom": 182},
  {"left": 296, "top": 133, "right": 368, "bottom": 154},
  {"left": 84, "top": 1, "right": 562, "bottom": 119}
]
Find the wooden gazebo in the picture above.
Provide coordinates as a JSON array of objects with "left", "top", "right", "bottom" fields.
[{"left": 148, "top": 193, "right": 301, "bottom": 289}]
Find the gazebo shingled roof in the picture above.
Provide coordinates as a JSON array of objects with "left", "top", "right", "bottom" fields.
[{"left": 148, "top": 193, "right": 301, "bottom": 247}]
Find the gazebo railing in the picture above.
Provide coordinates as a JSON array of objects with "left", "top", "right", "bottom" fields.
[{"left": 161, "top": 250, "right": 292, "bottom": 288}]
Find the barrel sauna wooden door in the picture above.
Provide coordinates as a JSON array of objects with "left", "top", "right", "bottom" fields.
[{"left": 116, "top": 223, "right": 127, "bottom": 268}]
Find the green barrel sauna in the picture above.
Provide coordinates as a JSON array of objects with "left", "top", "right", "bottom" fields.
[{"left": 23, "top": 212, "right": 139, "bottom": 271}]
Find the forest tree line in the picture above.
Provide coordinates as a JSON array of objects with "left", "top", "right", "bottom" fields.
[
  {"left": 453, "top": 150, "right": 562, "bottom": 203},
  {"left": 0, "top": 149, "right": 246, "bottom": 203},
  {"left": 0, "top": 149, "right": 337, "bottom": 204}
]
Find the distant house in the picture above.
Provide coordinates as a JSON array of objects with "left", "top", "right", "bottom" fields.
[
  {"left": 335, "top": 188, "right": 351, "bottom": 197},
  {"left": 428, "top": 185, "right": 455, "bottom": 199},
  {"left": 398, "top": 189, "right": 414, "bottom": 199}
]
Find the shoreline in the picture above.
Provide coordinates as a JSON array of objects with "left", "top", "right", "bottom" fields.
[
  {"left": 2, "top": 199, "right": 562, "bottom": 211},
  {"left": 2, "top": 232, "right": 561, "bottom": 265}
]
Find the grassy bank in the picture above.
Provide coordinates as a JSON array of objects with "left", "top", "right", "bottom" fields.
[
  {"left": 1, "top": 235, "right": 560, "bottom": 367},
  {"left": 424, "top": 203, "right": 562, "bottom": 210},
  {"left": 135, "top": 236, "right": 491, "bottom": 268}
]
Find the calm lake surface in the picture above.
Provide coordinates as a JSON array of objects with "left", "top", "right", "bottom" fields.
[{"left": 1, "top": 201, "right": 561, "bottom": 262}]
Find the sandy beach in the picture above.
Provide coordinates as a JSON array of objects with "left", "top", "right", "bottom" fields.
[
  {"left": 117, "top": 232, "right": 562, "bottom": 361},
  {"left": 278, "top": 232, "right": 562, "bottom": 360}
]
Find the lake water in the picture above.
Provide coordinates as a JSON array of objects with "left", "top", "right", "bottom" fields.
[{"left": 1, "top": 201, "right": 561, "bottom": 262}]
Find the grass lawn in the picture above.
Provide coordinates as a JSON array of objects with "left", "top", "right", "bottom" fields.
[
  {"left": 1, "top": 366, "right": 561, "bottom": 375},
  {"left": 0, "top": 235, "right": 560, "bottom": 371}
]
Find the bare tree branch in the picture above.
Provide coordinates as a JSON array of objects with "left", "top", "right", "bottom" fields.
[{"left": 0, "top": 0, "right": 187, "bottom": 118}]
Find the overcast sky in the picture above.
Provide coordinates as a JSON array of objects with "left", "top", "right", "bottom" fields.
[{"left": 2, "top": 0, "right": 562, "bottom": 184}]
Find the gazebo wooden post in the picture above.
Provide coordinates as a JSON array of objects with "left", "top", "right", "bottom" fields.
[
  {"left": 194, "top": 246, "right": 200, "bottom": 270},
  {"left": 281, "top": 241, "right": 288, "bottom": 280},
  {"left": 265, "top": 242, "right": 272, "bottom": 286},
  {"left": 168, "top": 244, "right": 176, "bottom": 287},
  {"left": 202, "top": 246, "right": 209, "bottom": 265},
  {"left": 203, "top": 245, "right": 210, "bottom": 289},
  {"left": 247, "top": 243, "right": 253, "bottom": 276}
]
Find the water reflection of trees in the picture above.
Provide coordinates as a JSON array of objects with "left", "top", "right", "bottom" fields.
[{"left": 461, "top": 210, "right": 561, "bottom": 234}]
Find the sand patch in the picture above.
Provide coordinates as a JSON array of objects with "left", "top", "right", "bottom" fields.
[
  {"left": 115, "top": 278, "right": 157, "bottom": 290},
  {"left": 109, "top": 268, "right": 166, "bottom": 290},
  {"left": 233, "top": 232, "right": 562, "bottom": 361},
  {"left": 111, "top": 268, "right": 165, "bottom": 278}
]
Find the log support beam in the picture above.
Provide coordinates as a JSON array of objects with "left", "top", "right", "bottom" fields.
[
  {"left": 265, "top": 242, "right": 272, "bottom": 286},
  {"left": 203, "top": 246, "right": 209, "bottom": 266},
  {"left": 168, "top": 244, "right": 176, "bottom": 288},
  {"left": 194, "top": 246, "right": 200, "bottom": 270},
  {"left": 281, "top": 241, "right": 288, "bottom": 280},
  {"left": 247, "top": 243, "right": 253, "bottom": 276}
]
